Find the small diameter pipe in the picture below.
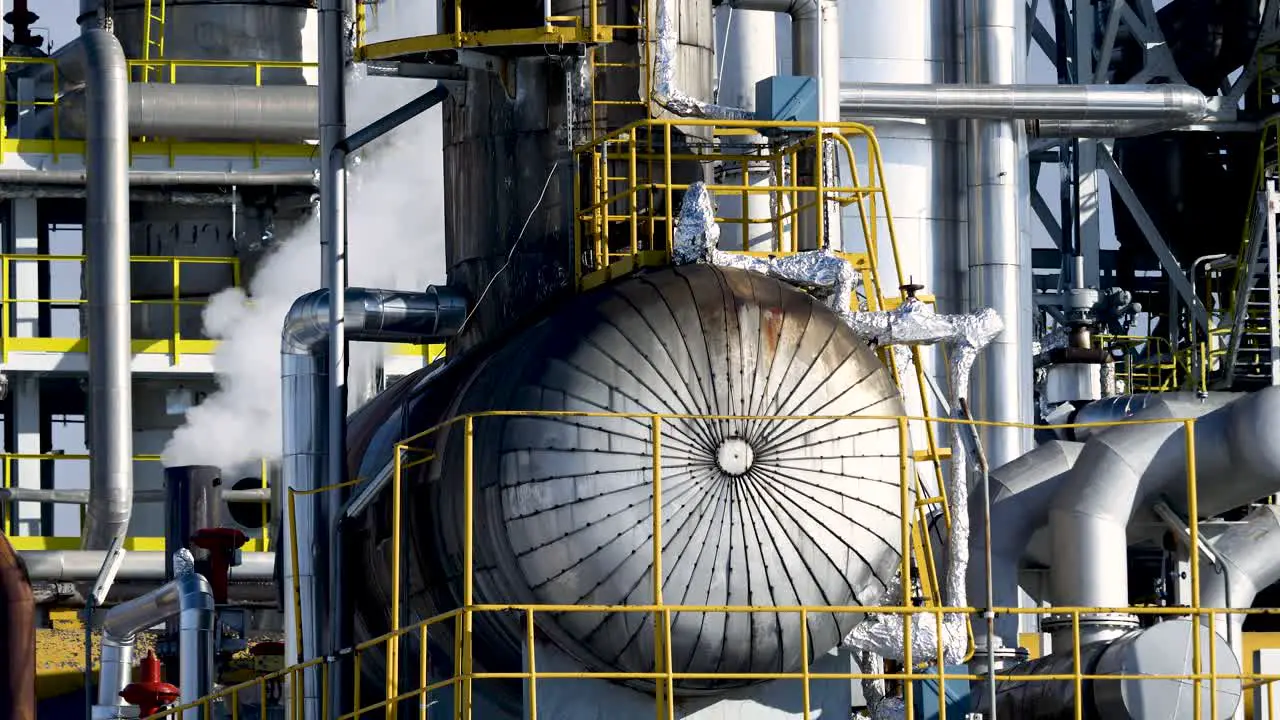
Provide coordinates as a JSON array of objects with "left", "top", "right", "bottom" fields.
[{"left": 96, "top": 571, "right": 214, "bottom": 720}]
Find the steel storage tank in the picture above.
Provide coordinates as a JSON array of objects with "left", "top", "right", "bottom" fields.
[
  {"left": 443, "top": 0, "right": 714, "bottom": 352},
  {"left": 345, "top": 264, "right": 911, "bottom": 707}
]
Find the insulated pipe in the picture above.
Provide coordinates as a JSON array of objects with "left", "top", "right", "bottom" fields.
[
  {"left": 0, "top": 168, "right": 317, "bottom": 187},
  {"left": 968, "top": 440, "right": 1082, "bottom": 650},
  {"left": 0, "top": 487, "right": 271, "bottom": 504},
  {"left": 59, "top": 84, "right": 319, "bottom": 142},
  {"left": 0, "top": 533, "right": 34, "bottom": 720},
  {"left": 720, "top": 0, "right": 840, "bottom": 250},
  {"left": 965, "top": 0, "right": 1033, "bottom": 470},
  {"left": 1199, "top": 504, "right": 1280, "bottom": 672},
  {"left": 72, "top": 29, "right": 133, "bottom": 551},
  {"left": 838, "top": 82, "right": 1208, "bottom": 123},
  {"left": 21, "top": 550, "right": 275, "bottom": 582},
  {"left": 1027, "top": 118, "right": 1190, "bottom": 138},
  {"left": 281, "top": 287, "right": 466, "bottom": 717},
  {"left": 363, "top": 61, "right": 466, "bottom": 81},
  {"left": 97, "top": 571, "right": 214, "bottom": 720},
  {"left": 1048, "top": 387, "right": 1280, "bottom": 640}
]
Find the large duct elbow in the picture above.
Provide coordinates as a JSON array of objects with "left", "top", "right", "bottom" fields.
[
  {"left": 969, "top": 440, "right": 1082, "bottom": 650},
  {"left": 97, "top": 569, "right": 215, "bottom": 719},
  {"left": 1049, "top": 388, "right": 1280, "bottom": 638},
  {"left": 1200, "top": 504, "right": 1280, "bottom": 670},
  {"left": 59, "top": 84, "right": 319, "bottom": 142},
  {"left": 70, "top": 29, "right": 133, "bottom": 551},
  {"left": 839, "top": 83, "right": 1209, "bottom": 124},
  {"left": 281, "top": 286, "right": 467, "bottom": 712}
]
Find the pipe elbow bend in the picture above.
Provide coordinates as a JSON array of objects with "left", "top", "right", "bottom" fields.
[{"left": 1226, "top": 386, "right": 1280, "bottom": 478}]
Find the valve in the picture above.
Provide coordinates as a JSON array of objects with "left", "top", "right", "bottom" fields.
[
  {"left": 190, "top": 527, "right": 250, "bottom": 604},
  {"left": 120, "top": 650, "right": 180, "bottom": 718}
]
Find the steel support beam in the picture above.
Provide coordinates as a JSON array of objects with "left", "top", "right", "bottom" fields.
[{"left": 1097, "top": 144, "right": 1209, "bottom": 334}]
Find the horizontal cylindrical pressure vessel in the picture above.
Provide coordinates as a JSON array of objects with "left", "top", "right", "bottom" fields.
[{"left": 346, "top": 264, "right": 910, "bottom": 704}]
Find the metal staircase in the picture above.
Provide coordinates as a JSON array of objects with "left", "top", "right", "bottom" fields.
[{"left": 1221, "top": 185, "right": 1280, "bottom": 388}]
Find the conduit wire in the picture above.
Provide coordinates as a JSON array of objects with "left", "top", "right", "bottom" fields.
[{"left": 456, "top": 160, "right": 561, "bottom": 337}]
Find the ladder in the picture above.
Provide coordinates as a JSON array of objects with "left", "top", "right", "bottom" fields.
[
  {"left": 1221, "top": 185, "right": 1280, "bottom": 388},
  {"left": 140, "top": 0, "right": 166, "bottom": 82}
]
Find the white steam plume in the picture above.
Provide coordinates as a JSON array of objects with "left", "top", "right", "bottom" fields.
[{"left": 163, "top": 9, "right": 445, "bottom": 470}]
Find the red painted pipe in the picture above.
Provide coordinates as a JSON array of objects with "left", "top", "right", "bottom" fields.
[{"left": 0, "top": 531, "right": 34, "bottom": 720}]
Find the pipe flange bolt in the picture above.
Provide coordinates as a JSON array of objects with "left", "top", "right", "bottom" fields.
[{"left": 1040, "top": 612, "right": 1139, "bottom": 635}]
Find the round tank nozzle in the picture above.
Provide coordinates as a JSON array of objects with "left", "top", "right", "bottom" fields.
[{"left": 716, "top": 437, "right": 755, "bottom": 477}]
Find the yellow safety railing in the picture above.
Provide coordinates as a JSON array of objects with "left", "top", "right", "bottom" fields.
[
  {"left": 0, "top": 55, "right": 317, "bottom": 165},
  {"left": 0, "top": 253, "right": 240, "bottom": 365},
  {"left": 572, "top": 119, "right": 898, "bottom": 300},
  {"left": 355, "top": 0, "right": 614, "bottom": 61},
  {"left": 152, "top": 410, "right": 1280, "bottom": 720},
  {"left": 1, "top": 453, "right": 273, "bottom": 552},
  {"left": 1095, "top": 334, "right": 1188, "bottom": 393}
]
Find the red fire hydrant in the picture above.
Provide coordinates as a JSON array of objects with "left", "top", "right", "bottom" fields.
[
  {"left": 120, "top": 650, "right": 180, "bottom": 717},
  {"left": 191, "top": 527, "right": 250, "bottom": 604}
]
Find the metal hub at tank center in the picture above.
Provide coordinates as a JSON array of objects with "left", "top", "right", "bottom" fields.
[{"left": 716, "top": 437, "right": 755, "bottom": 477}]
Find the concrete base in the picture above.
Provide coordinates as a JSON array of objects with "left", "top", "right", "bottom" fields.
[{"left": 523, "top": 641, "right": 862, "bottom": 719}]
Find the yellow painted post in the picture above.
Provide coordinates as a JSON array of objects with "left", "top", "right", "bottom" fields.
[
  {"left": 629, "top": 139, "right": 639, "bottom": 255},
  {"left": 420, "top": 623, "right": 430, "bottom": 720},
  {"left": 2, "top": 255, "right": 10, "bottom": 363},
  {"left": 388, "top": 443, "right": 403, "bottom": 718},
  {"left": 526, "top": 608, "right": 537, "bottom": 720},
  {"left": 650, "top": 415, "right": 665, "bottom": 720},
  {"left": 1186, "top": 419, "right": 1202, "bottom": 719},
  {"left": 1073, "top": 612, "right": 1083, "bottom": 720},
  {"left": 898, "top": 417, "right": 914, "bottom": 717},
  {"left": 286, "top": 488, "right": 304, "bottom": 665},
  {"left": 664, "top": 124, "right": 674, "bottom": 252},
  {"left": 800, "top": 607, "right": 811, "bottom": 720},
  {"left": 573, "top": 151, "right": 583, "bottom": 287},
  {"left": 171, "top": 258, "right": 181, "bottom": 364},
  {"left": 815, "top": 130, "right": 825, "bottom": 249},
  {"left": 462, "top": 416, "right": 475, "bottom": 720}
]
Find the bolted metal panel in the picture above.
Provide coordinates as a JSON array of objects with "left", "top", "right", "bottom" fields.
[{"left": 344, "top": 265, "right": 909, "bottom": 705}]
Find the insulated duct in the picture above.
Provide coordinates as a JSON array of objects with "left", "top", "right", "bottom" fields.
[
  {"left": 1199, "top": 504, "right": 1280, "bottom": 666},
  {"left": 280, "top": 287, "right": 466, "bottom": 715},
  {"left": 59, "top": 84, "right": 318, "bottom": 142},
  {"left": 969, "top": 440, "right": 1082, "bottom": 650},
  {"left": 20, "top": 550, "right": 274, "bottom": 582},
  {"left": 67, "top": 28, "right": 133, "bottom": 551},
  {"left": 96, "top": 565, "right": 215, "bottom": 720},
  {"left": 0, "top": 533, "right": 34, "bottom": 720},
  {"left": 1049, "top": 387, "right": 1280, "bottom": 642},
  {"left": 838, "top": 82, "right": 1208, "bottom": 123}
]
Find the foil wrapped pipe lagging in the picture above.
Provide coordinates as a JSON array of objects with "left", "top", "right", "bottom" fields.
[
  {"left": 672, "top": 183, "right": 1003, "bottom": 671},
  {"left": 653, "top": 0, "right": 752, "bottom": 120}
]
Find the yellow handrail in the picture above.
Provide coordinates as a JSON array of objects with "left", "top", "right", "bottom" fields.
[
  {"left": 0, "top": 55, "right": 317, "bottom": 164},
  {"left": 154, "top": 410, "right": 1255, "bottom": 720}
]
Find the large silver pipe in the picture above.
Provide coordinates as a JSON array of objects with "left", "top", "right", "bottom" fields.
[
  {"left": 74, "top": 29, "right": 133, "bottom": 551},
  {"left": 1, "top": 487, "right": 270, "bottom": 504},
  {"left": 839, "top": 82, "right": 1208, "bottom": 122},
  {"left": 97, "top": 571, "right": 214, "bottom": 720},
  {"left": 0, "top": 168, "right": 316, "bottom": 187},
  {"left": 281, "top": 287, "right": 466, "bottom": 716},
  {"left": 1048, "top": 387, "right": 1280, "bottom": 640},
  {"left": 1027, "top": 118, "right": 1190, "bottom": 138},
  {"left": 59, "top": 84, "right": 318, "bottom": 142},
  {"left": 1199, "top": 504, "right": 1280, "bottom": 673},
  {"left": 965, "top": 0, "right": 1032, "bottom": 469},
  {"left": 968, "top": 440, "right": 1082, "bottom": 651},
  {"left": 24, "top": 550, "right": 274, "bottom": 582}
]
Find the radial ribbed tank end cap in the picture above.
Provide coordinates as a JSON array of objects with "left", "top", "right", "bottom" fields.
[{"left": 716, "top": 437, "right": 755, "bottom": 477}]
